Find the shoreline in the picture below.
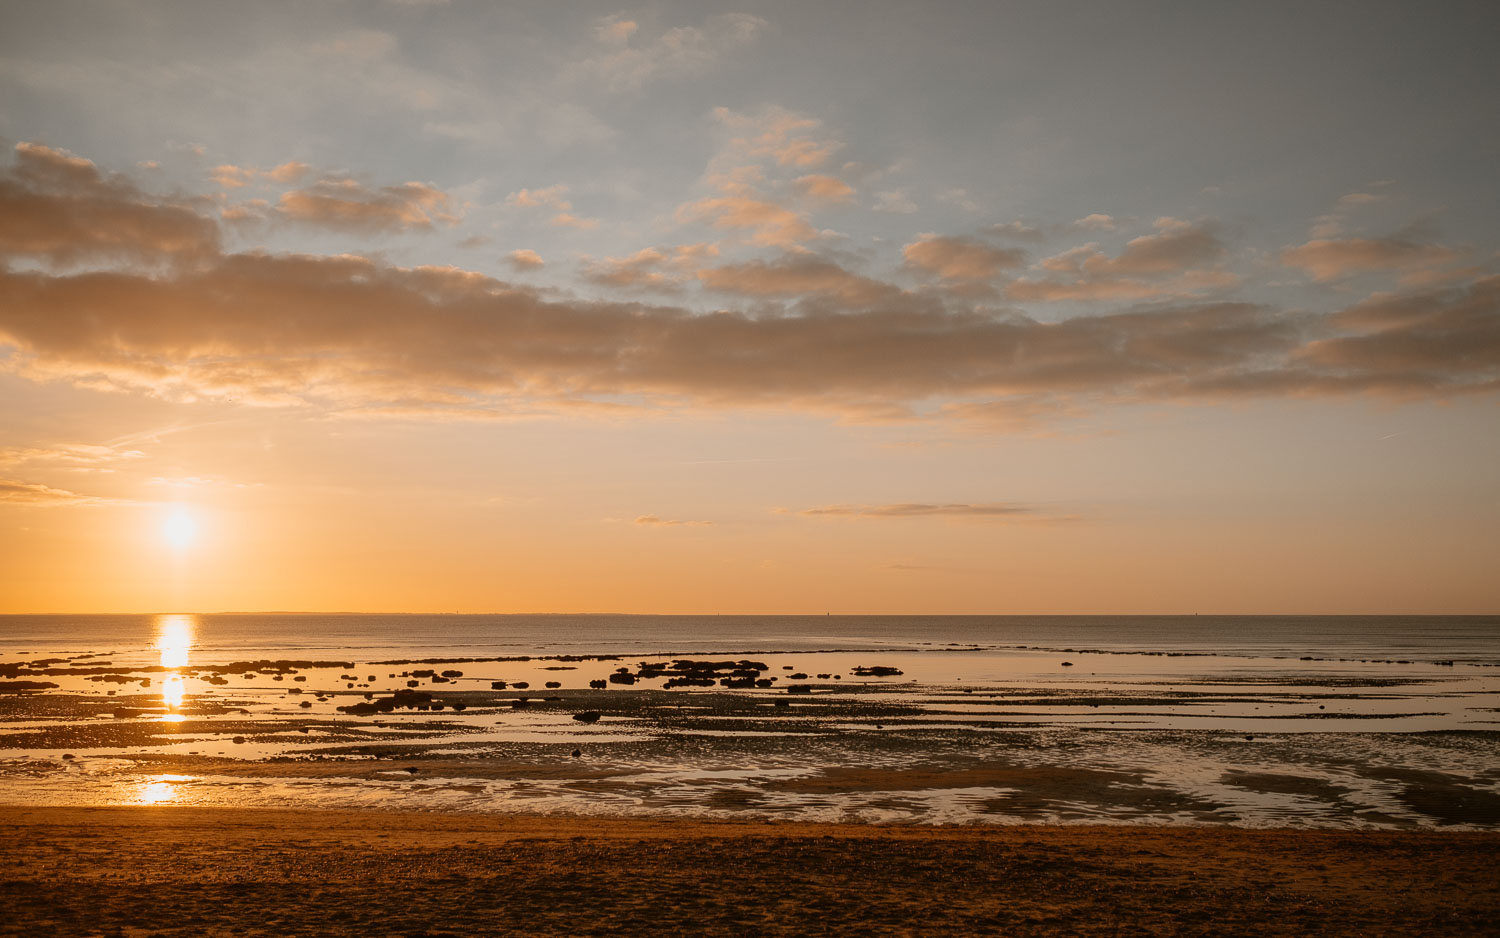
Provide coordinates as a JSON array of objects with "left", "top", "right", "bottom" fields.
[{"left": 5, "top": 805, "right": 1499, "bottom": 935}]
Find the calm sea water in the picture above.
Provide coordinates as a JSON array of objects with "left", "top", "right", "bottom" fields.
[{"left": 5, "top": 613, "right": 1498, "bottom": 666}]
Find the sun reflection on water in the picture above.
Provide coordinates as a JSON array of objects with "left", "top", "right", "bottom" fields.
[
  {"left": 136, "top": 774, "right": 196, "bottom": 805},
  {"left": 154, "top": 614, "right": 196, "bottom": 718}
]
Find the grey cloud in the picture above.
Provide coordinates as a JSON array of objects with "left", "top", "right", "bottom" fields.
[
  {"left": 2, "top": 145, "right": 1497, "bottom": 426},
  {"left": 0, "top": 143, "right": 218, "bottom": 264},
  {"left": 1281, "top": 235, "right": 1463, "bottom": 282}
]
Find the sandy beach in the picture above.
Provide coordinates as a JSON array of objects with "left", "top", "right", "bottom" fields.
[{"left": 2, "top": 806, "right": 1497, "bottom": 937}]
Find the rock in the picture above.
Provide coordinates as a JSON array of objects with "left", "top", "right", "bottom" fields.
[
  {"left": 851, "top": 665, "right": 903, "bottom": 677},
  {"left": 545, "top": 681, "right": 561, "bottom": 688},
  {"left": 607, "top": 672, "right": 636, "bottom": 685},
  {"left": 1061, "top": 661, "right": 1074, "bottom": 667},
  {"left": 491, "top": 681, "right": 508, "bottom": 690},
  {"left": 589, "top": 679, "right": 607, "bottom": 689},
  {"left": 786, "top": 684, "right": 812, "bottom": 695},
  {"left": 512, "top": 681, "right": 530, "bottom": 689},
  {"left": 571, "top": 749, "right": 581, "bottom": 758},
  {"left": 572, "top": 711, "right": 601, "bottom": 723},
  {"left": 298, "top": 700, "right": 312, "bottom": 708},
  {"left": 441, "top": 670, "right": 463, "bottom": 678}
]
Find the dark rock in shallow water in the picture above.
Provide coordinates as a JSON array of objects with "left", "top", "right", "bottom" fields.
[
  {"left": 571, "top": 749, "right": 581, "bottom": 758},
  {"left": 786, "top": 685, "right": 813, "bottom": 695},
  {"left": 491, "top": 681, "right": 507, "bottom": 689},
  {"left": 589, "top": 679, "right": 607, "bottom": 689},
  {"left": 511, "top": 681, "right": 530, "bottom": 689},
  {"left": 1061, "top": 661, "right": 1074, "bottom": 667},
  {"left": 851, "top": 665, "right": 903, "bottom": 677},
  {"left": 545, "top": 681, "right": 561, "bottom": 688},
  {"left": 572, "top": 711, "right": 601, "bottom": 723},
  {"left": 608, "top": 672, "right": 637, "bottom": 685}
]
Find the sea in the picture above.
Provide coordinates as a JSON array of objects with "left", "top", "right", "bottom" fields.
[{"left": 2, "top": 614, "right": 1497, "bottom": 828}]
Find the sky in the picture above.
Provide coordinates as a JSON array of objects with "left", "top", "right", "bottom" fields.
[{"left": 1, "top": 0, "right": 1497, "bottom": 614}]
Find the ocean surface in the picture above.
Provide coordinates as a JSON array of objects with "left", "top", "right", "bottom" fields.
[{"left": 2, "top": 614, "right": 1497, "bottom": 828}]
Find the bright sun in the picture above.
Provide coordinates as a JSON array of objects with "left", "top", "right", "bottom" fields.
[{"left": 163, "top": 507, "right": 197, "bottom": 550}]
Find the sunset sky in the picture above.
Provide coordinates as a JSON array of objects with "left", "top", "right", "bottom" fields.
[{"left": 1, "top": 1, "right": 1496, "bottom": 614}]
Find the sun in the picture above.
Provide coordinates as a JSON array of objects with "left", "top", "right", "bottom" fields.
[{"left": 163, "top": 506, "right": 198, "bottom": 551}]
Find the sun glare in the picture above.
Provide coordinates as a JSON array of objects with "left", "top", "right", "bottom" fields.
[{"left": 163, "top": 506, "right": 198, "bottom": 550}]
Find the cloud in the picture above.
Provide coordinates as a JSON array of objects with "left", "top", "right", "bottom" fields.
[
  {"left": 580, "top": 13, "right": 768, "bottom": 92},
  {"left": 267, "top": 161, "right": 311, "bottom": 184},
  {"left": 903, "top": 235, "right": 1026, "bottom": 281},
  {"left": 506, "top": 185, "right": 571, "bottom": 210},
  {"left": 507, "top": 184, "right": 598, "bottom": 231},
  {"left": 551, "top": 212, "right": 600, "bottom": 230},
  {"left": 0, "top": 443, "right": 146, "bottom": 469},
  {"left": 796, "top": 502, "right": 1043, "bottom": 520},
  {"left": 872, "top": 190, "right": 917, "bottom": 214},
  {"left": 987, "top": 220, "right": 1045, "bottom": 241},
  {"left": 634, "top": 514, "right": 714, "bottom": 527},
  {"left": 1309, "top": 191, "right": 1388, "bottom": 238},
  {"left": 697, "top": 255, "right": 903, "bottom": 307},
  {"left": 1281, "top": 235, "right": 1464, "bottom": 282},
  {"left": 0, "top": 142, "right": 218, "bottom": 264},
  {"left": 1292, "top": 275, "right": 1500, "bottom": 382},
  {"left": 3, "top": 145, "right": 1496, "bottom": 427},
  {"left": 711, "top": 106, "right": 841, "bottom": 170},
  {"left": 677, "top": 194, "right": 817, "bottom": 248},
  {"left": 1069, "top": 213, "right": 1116, "bottom": 232},
  {"left": 212, "top": 161, "right": 313, "bottom": 190},
  {"left": 581, "top": 248, "right": 683, "bottom": 292},
  {"left": 507, "top": 249, "right": 544, "bottom": 270},
  {"left": 278, "top": 178, "right": 459, "bottom": 233},
  {"left": 0, "top": 478, "right": 94, "bottom": 506},
  {"left": 794, "top": 174, "right": 855, "bottom": 205},
  {"left": 1008, "top": 219, "right": 1235, "bottom": 302},
  {"left": 211, "top": 165, "right": 255, "bottom": 189}
]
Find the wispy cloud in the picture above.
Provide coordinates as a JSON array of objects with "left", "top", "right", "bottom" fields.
[
  {"left": 795, "top": 502, "right": 1059, "bottom": 521},
  {"left": 0, "top": 478, "right": 96, "bottom": 506},
  {"left": 633, "top": 514, "right": 714, "bottom": 527},
  {"left": 278, "top": 177, "right": 459, "bottom": 233},
  {"left": 577, "top": 13, "right": 768, "bottom": 93}
]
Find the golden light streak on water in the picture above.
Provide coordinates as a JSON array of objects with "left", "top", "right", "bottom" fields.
[
  {"left": 154, "top": 614, "right": 196, "bottom": 716},
  {"left": 136, "top": 774, "right": 195, "bottom": 805}
]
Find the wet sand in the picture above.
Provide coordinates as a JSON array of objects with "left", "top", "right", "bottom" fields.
[{"left": 2, "top": 806, "right": 1497, "bottom": 936}]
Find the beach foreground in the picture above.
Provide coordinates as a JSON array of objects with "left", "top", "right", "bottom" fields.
[{"left": 2, "top": 807, "right": 1497, "bottom": 936}]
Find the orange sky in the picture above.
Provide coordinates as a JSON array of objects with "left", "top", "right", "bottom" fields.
[{"left": 1, "top": 2, "right": 1497, "bottom": 613}]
